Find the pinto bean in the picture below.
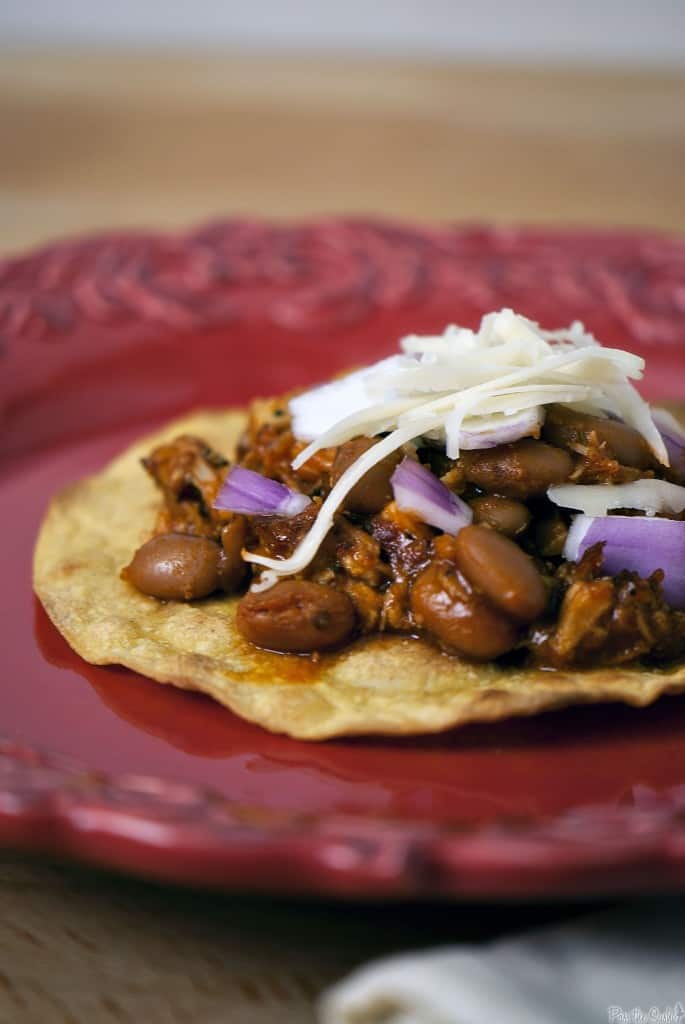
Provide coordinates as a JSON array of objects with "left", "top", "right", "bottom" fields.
[
  {"left": 410, "top": 560, "right": 518, "bottom": 659},
  {"left": 330, "top": 437, "right": 402, "bottom": 515},
  {"left": 542, "top": 405, "right": 653, "bottom": 469},
  {"left": 218, "top": 517, "right": 247, "bottom": 593},
  {"left": 463, "top": 439, "right": 573, "bottom": 499},
  {"left": 454, "top": 524, "right": 547, "bottom": 623},
  {"left": 236, "top": 580, "right": 355, "bottom": 652},
  {"left": 470, "top": 495, "right": 531, "bottom": 537},
  {"left": 125, "top": 533, "right": 221, "bottom": 601},
  {"left": 534, "top": 511, "right": 568, "bottom": 557}
]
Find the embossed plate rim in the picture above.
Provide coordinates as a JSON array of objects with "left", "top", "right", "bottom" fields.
[
  {"left": 3, "top": 738, "right": 685, "bottom": 899},
  {"left": 3, "top": 217, "right": 685, "bottom": 898}
]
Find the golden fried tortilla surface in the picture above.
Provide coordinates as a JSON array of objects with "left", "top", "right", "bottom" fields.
[{"left": 33, "top": 410, "right": 685, "bottom": 740}]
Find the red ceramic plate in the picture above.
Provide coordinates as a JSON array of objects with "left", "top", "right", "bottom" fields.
[{"left": 3, "top": 219, "right": 685, "bottom": 900}]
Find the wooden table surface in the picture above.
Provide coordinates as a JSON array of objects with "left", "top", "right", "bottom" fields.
[
  {"left": 2, "top": 51, "right": 684, "bottom": 1023},
  {"left": 2, "top": 50, "right": 685, "bottom": 257}
]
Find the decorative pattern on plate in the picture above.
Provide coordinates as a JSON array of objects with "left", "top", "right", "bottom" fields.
[{"left": 2, "top": 220, "right": 685, "bottom": 343}]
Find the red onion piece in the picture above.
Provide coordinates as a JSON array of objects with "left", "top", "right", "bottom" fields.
[
  {"left": 653, "top": 408, "right": 685, "bottom": 480},
  {"left": 213, "top": 466, "right": 311, "bottom": 517},
  {"left": 391, "top": 457, "right": 472, "bottom": 534},
  {"left": 457, "top": 406, "right": 543, "bottom": 451},
  {"left": 564, "top": 514, "right": 685, "bottom": 608}
]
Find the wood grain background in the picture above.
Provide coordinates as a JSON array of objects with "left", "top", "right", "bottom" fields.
[
  {"left": 2, "top": 50, "right": 684, "bottom": 1023},
  {"left": 1, "top": 52, "right": 684, "bottom": 257}
]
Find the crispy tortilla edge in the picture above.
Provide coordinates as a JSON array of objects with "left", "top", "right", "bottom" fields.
[{"left": 33, "top": 408, "right": 685, "bottom": 740}]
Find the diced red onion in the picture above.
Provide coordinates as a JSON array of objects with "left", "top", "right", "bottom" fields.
[
  {"left": 564, "top": 514, "right": 685, "bottom": 608},
  {"left": 652, "top": 407, "right": 685, "bottom": 480},
  {"left": 213, "top": 466, "right": 311, "bottom": 517},
  {"left": 457, "top": 406, "right": 544, "bottom": 451},
  {"left": 391, "top": 457, "right": 472, "bottom": 534}
]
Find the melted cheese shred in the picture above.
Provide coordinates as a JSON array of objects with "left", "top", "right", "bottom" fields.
[{"left": 243, "top": 309, "right": 668, "bottom": 580}]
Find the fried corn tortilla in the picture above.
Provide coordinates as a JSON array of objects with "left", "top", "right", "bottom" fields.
[{"left": 33, "top": 409, "right": 685, "bottom": 740}]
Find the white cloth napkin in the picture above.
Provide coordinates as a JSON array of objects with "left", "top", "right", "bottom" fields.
[{"left": 319, "top": 898, "right": 685, "bottom": 1024}]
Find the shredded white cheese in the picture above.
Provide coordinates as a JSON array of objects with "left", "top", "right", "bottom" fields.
[
  {"left": 249, "top": 569, "right": 280, "bottom": 593},
  {"left": 548, "top": 480, "right": 685, "bottom": 517},
  {"left": 242, "top": 309, "right": 667, "bottom": 581},
  {"left": 289, "top": 357, "right": 402, "bottom": 442}
]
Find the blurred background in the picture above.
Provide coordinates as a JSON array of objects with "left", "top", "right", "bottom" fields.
[
  {"left": 2, "top": 7, "right": 685, "bottom": 1023},
  {"left": 1, "top": 1, "right": 684, "bottom": 253}
]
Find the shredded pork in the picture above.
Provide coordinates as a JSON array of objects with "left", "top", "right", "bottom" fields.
[{"left": 138, "top": 399, "right": 684, "bottom": 668}]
